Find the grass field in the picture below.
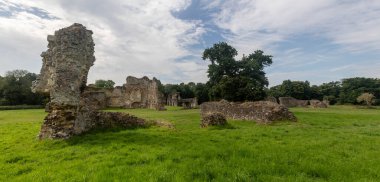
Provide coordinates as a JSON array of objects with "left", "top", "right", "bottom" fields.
[{"left": 0, "top": 106, "right": 380, "bottom": 181}]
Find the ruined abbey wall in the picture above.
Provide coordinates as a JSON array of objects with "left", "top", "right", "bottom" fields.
[
  {"left": 200, "top": 100, "right": 297, "bottom": 124},
  {"left": 279, "top": 97, "right": 327, "bottom": 108},
  {"left": 279, "top": 97, "right": 309, "bottom": 107},
  {"left": 32, "top": 24, "right": 151, "bottom": 139},
  {"left": 84, "top": 76, "right": 165, "bottom": 110}
]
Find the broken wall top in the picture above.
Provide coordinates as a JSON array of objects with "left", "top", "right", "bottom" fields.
[{"left": 32, "top": 23, "right": 95, "bottom": 106}]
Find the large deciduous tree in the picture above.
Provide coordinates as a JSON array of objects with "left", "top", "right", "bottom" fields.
[{"left": 203, "top": 42, "right": 272, "bottom": 101}]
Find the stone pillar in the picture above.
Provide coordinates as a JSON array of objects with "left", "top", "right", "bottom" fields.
[{"left": 32, "top": 23, "right": 95, "bottom": 139}]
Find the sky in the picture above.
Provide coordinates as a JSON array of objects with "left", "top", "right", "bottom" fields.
[{"left": 0, "top": 0, "right": 379, "bottom": 87}]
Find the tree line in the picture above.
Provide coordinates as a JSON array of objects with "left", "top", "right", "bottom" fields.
[
  {"left": 2, "top": 42, "right": 379, "bottom": 106},
  {"left": 267, "top": 78, "right": 380, "bottom": 105},
  {"left": 0, "top": 70, "right": 47, "bottom": 106}
]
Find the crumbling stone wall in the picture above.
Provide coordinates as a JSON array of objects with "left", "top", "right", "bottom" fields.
[
  {"left": 266, "top": 96, "right": 278, "bottom": 103},
  {"left": 167, "top": 92, "right": 180, "bottom": 106},
  {"left": 123, "top": 76, "right": 164, "bottom": 110},
  {"left": 84, "top": 76, "right": 165, "bottom": 110},
  {"left": 279, "top": 97, "right": 309, "bottom": 107},
  {"left": 32, "top": 24, "right": 152, "bottom": 139},
  {"left": 200, "top": 112, "right": 227, "bottom": 127},
  {"left": 166, "top": 92, "right": 198, "bottom": 109},
  {"left": 179, "top": 98, "right": 198, "bottom": 109},
  {"left": 310, "top": 100, "right": 328, "bottom": 108},
  {"left": 200, "top": 100, "right": 297, "bottom": 124}
]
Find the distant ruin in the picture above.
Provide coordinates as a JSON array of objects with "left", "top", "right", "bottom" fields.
[
  {"left": 279, "top": 97, "right": 327, "bottom": 108},
  {"left": 200, "top": 100, "right": 297, "bottom": 124},
  {"left": 32, "top": 24, "right": 157, "bottom": 139},
  {"left": 85, "top": 76, "right": 165, "bottom": 110},
  {"left": 166, "top": 92, "right": 198, "bottom": 109},
  {"left": 279, "top": 97, "right": 309, "bottom": 107}
]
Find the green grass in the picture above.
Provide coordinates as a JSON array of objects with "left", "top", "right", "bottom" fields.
[{"left": 0, "top": 106, "right": 380, "bottom": 181}]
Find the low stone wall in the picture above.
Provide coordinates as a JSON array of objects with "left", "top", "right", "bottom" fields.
[
  {"left": 279, "top": 97, "right": 309, "bottom": 107},
  {"left": 39, "top": 103, "right": 149, "bottom": 139},
  {"left": 200, "top": 100, "right": 297, "bottom": 124},
  {"left": 309, "top": 100, "right": 328, "bottom": 108}
]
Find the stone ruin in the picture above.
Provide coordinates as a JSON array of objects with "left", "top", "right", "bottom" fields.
[
  {"left": 278, "top": 97, "right": 327, "bottom": 108},
  {"left": 84, "top": 76, "right": 165, "bottom": 110},
  {"left": 166, "top": 92, "right": 198, "bottom": 109},
  {"left": 32, "top": 23, "right": 158, "bottom": 139},
  {"left": 200, "top": 100, "right": 297, "bottom": 124},
  {"left": 309, "top": 100, "right": 328, "bottom": 108},
  {"left": 200, "top": 112, "right": 227, "bottom": 127},
  {"left": 279, "top": 97, "right": 309, "bottom": 107},
  {"left": 265, "top": 96, "right": 278, "bottom": 103}
]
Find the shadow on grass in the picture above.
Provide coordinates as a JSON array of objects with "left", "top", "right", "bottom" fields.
[{"left": 64, "top": 127, "right": 179, "bottom": 147}]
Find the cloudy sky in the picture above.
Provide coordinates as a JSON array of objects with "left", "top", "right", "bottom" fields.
[{"left": 1, "top": 0, "right": 379, "bottom": 86}]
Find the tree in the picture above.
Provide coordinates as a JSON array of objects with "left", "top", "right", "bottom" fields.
[
  {"left": 357, "top": 93, "right": 375, "bottom": 106},
  {"left": 339, "top": 77, "right": 380, "bottom": 104},
  {"left": 268, "top": 80, "right": 312, "bottom": 100},
  {"left": 94, "top": 79, "right": 115, "bottom": 88},
  {"left": 203, "top": 42, "right": 272, "bottom": 101},
  {"left": 5, "top": 69, "right": 29, "bottom": 80},
  {"left": 194, "top": 83, "right": 210, "bottom": 104},
  {"left": 1, "top": 70, "right": 46, "bottom": 105},
  {"left": 202, "top": 42, "right": 239, "bottom": 85}
]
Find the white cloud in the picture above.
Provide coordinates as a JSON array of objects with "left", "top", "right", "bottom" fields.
[
  {"left": 0, "top": 0, "right": 207, "bottom": 85},
  {"left": 208, "top": 0, "right": 380, "bottom": 53}
]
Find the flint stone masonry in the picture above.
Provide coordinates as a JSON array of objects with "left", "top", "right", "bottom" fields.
[
  {"left": 32, "top": 24, "right": 151, "bottom": 139},
  {"left": 279, "top": 97, "right": 309, "bottom": 108},
  {"left": 200, "top": 112, "right": 227, "bottom": 127},
  {"left": 200, "top": 100, "right": 297, "bottom": 124},
  {"left": 266, "top": 96, "right": 278, "bottom": 103},
  {"left": 309, "top": 100, "right": 328, "bottom": 108},
  {"left": 166, "top": 92, "right": 198, "bottom": 109},
  {"left": 84, "top": 76, "right": 165, "bottom": 110}
]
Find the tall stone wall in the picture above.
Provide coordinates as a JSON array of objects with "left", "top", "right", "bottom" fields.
[
  {"left": 200, "top": 100, "right": 297, "bottom": 124},
  {"left": 123, "top": 76, "right": 164, "bottom": 110},
  {"left": 84, "top": 76, "right": 165, "bottom": 110},
  {"left": 32, "top": 24, "right": 151, "bottom": 139}
]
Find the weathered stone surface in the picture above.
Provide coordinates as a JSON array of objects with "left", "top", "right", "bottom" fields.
[
  {"left": 279, "top": 97, "right": 309, "bottom": 108},
  {"left": 81, "top": 90, "right": 107, "bottom": 110},
  {"left": 123, "top": 76, "right": 164, "bottom": 110},
  {"left": 266, "top": 96, "right": 278, "bottom": 103},
  {"left": 166, "top": 92, "right": 198, "bottom": 109},
  {"left": 32, "top": 24, "right": 155, "bottom": 139},
  {"left": 309, "top": 100, "right": 328, "bottom": 108},
  {"left": 32, "top": 23, "right": 95, "bottom": 106},
  {"left": 200, "top": 100, "right": 297, "bottom": 124},
  {"left": 200, "top": 112, "right": 227, "bottom": 127},
  {"left": 84, "top": 76, "right": 166, "bottom": 110},
  {"left": 167, "top": 92, "right": 180, "bottom": 106},
  {"left": 179, "top": 98, "right": 198, "bottom": 109}
]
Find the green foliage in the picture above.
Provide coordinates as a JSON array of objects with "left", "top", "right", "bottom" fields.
[
  {"left": 203, "top": 42, "right": 272, "bottom": 101},
  {"left": 94, "top": 79, "right": 115, "bottom": 88},
  {"left": 339, "top": 77, "right": 380, "bottom": 104},
  {"left": 0, "top": 70, "right": 47, "bottom": 105},
  {"left": 268, "top": 80, "right": 313, "bottom": 100},
  {"left": 162, "top": 82, "right": 210, "bottom": 104},
  {"left": 1, "top": 107, "right": 380, "bottom": 181},
  {"left": 268, "top": 78, "right": 380, "bottom": 105}
]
